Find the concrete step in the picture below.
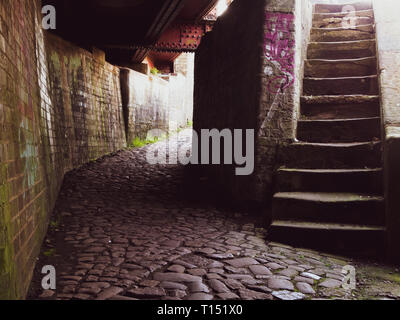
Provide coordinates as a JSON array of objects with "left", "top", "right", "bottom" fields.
[
  {"left": 310, "top": 25, "right": 375, "bottom": 42},
  {"left": 268, "top": 220, "right": 385, "bottom": 258},
  {"left": 304, "top": 57, "right": 377, "bottom": 78},
  {"left": 303, "top": 75, "right": 378, "bottom": 95},
  {"left": 276, "top": 168, "right": 383, "bottom": 194},
  {"left": 272, "top": 192, "right": 384, "bottom": 226},
  {"left": 308, "top": 40, "right": 376, "bottom": 60},
  {"left": 297, "top": 117, "right": 381, "bottom": 143},
  {"left": 301, "top": 95, "right": 380, "bottom": 120},
  {"left": 279, "top": 141, "right": 382, "bottom": 169},
  {"left": 313, "top": 15, "right": 373, "bottom": 29},
  {"left": 314, "top": 3, "right": 373, "bottom": 14}
]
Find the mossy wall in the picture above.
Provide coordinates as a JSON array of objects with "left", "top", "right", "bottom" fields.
[
  {"left": 120, "top": 63, "right": 194, "bottom": 146},
  {"left": 0, "top": 0, "right": 126, "bottom": 299}
]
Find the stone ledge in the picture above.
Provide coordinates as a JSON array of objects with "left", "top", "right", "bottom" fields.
[{"left": 384, "top": 126, "right": 400, "bottom": 263}]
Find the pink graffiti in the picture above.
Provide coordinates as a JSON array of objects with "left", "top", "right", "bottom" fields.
[{"left": 264, "top": 13, "right": 295, "bottom": 94}]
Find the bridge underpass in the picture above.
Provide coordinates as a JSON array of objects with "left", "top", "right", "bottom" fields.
[{"left": 0, "top": 0, "right": 400, "bottom": 301}]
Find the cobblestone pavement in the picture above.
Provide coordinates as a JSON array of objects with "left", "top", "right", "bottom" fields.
[{"left": 28, "top": 133, "right": 400, "bottom": 300}]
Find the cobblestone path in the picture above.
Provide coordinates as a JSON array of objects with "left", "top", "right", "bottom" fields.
[{"left": 28, "top": 134, "right": 400, "bottom": 300}]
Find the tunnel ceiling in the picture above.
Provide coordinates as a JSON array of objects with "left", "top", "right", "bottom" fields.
[{"left": 43, "top": 0, "right": 218, "bottom": 64}]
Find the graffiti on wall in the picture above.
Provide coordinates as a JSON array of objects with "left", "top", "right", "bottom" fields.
[{"left": 264, "top": 12, "right": 295, "bottom": 94}]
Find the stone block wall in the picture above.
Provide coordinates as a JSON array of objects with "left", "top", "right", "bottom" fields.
[
  {"left": 374, "top": 0, "right": 400, "bottom": 263},
  {"left": 257, "top": 0, "right": 312, "bottom": 204},
  {"left": 194, "top": 0, "right": 266, "bottom": 206},
  {"left": 121, "top": 69, "right": 170, "bottom": 143},
  {"left": 172, "top": 53, "right": 195, "bottom": 128},
  {"left": 193, "top": 0, "right": 312, "bottom": 210},
  {"left": 168, "top": 72, "right": 194, "bottom": 131},
  {"left": 120, "top": 66, "right": 193, "bottom": 144}
]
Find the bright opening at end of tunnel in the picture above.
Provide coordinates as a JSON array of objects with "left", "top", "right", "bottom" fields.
[{"left": 216, "top": 0, "right": 229, "bottom": 16}]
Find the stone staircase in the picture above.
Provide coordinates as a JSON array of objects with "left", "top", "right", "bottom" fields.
[{"left": 268, "top": 2, "right": 386, "bottom": 258}]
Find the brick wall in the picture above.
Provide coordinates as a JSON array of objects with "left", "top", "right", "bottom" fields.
[
  {"left": 0, "top": 0, "right": 45, "bottom": 299},
  {"left": 44, "top": 34, "right": 127, "bottom": 170},
  {"left": 0, "top": 0, "right": 194, "bottom": 298},
  {"left": 193, "top": 0, "right": 312, "bottom": 211},
  {"left": 0, "top": 0, "right": 128, "bottom": 299}
]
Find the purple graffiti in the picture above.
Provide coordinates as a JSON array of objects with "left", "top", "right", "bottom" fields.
[{"left": 264, "top": 12, "right": 295, "bottom": 94}]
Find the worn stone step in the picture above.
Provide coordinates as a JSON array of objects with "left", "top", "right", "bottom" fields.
[
  {"left": 313, "top": 15, "right": 374, "bottom": 28},
  {"left": 314, "top": 3, "right": 373, "bottom": 14},
  {"left": 276, "top": 168, "right": 383, "bottom": 194},
  {"left": 310, "top": 25, "right": 375, "bottom": 42},
  {"left": 304, "top": 57, "right": 377, "bottom": 78},
  {"left": 314, "top": 8, "right": 374, "bottom": 22},
  {"left": 301, "top": 95, "right": 380, "bottom": 120},
  {"left": 272, "top": 192, "right": 384, "bottom": 226},
  {"left": 301, "top": 94, "right": 379, "bottom": 105},
  {"left": 268, "top": 220, "right": 385, "bottom": 258},
  {"left": 279, "top": 141, "right": 382, "bottom": 169},
  {"left": 303, "top": 75, "right": 378, "bottom": 95},
  {"left": 308, "top": 39, "right": 376, "bottom": 59},
  {"left": 301, "top": 102, "right": 380, "bottom": 120},
  {"left": 297, "top": 117, "right": 381, "bottom": 143}
]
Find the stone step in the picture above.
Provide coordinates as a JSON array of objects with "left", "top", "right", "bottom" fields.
[
  {"left": 301, "top": 95, "right": 380, "bottom": 120},
  {"left": 301, "top": 94, "right": 378, "bottom": 104},
  {"left": 279, "top": 3, "right": 385, "bottom": 259},
  {"left": 272, "top": 192, "right": 384, "bottom": 226},
  {"left": 279, "top": 141, "right": 382, "bottom": 169},
  {"left": 314, "top": 3, "right": 373, "bottom": 14},
  {"left": 304, "top": 57, "right": 377, "bottom": 78},
  {"left": 303, "top": 75, "right": 378, "bottom": 95},
  {"left": 276, "top": 168, "right": 383, "bottom": 194},
  {"left": 268, "top": 220, "right": 385, "bottom": 258},
  {"left": 310, "top": 25, "right": 375, "bottom": 42},
  {"left": 313, "top": 8, "right": 374, "bottom": 23},
  {"left": 308, "top": 40, "right": 376, "bottom": 60},
  {"left": 297, "top": 117, "right": 381, "bottom": 143},
  {"left": 313, "top": 15, "right": 374, "bottom": 29}
]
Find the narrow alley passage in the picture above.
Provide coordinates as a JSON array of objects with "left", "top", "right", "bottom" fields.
[
  {"left": 3, "top": 0, "right": 400, "bottom": 303},
  {"left": 27, "top": 133, "right": 400, "bottom": 301}
]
